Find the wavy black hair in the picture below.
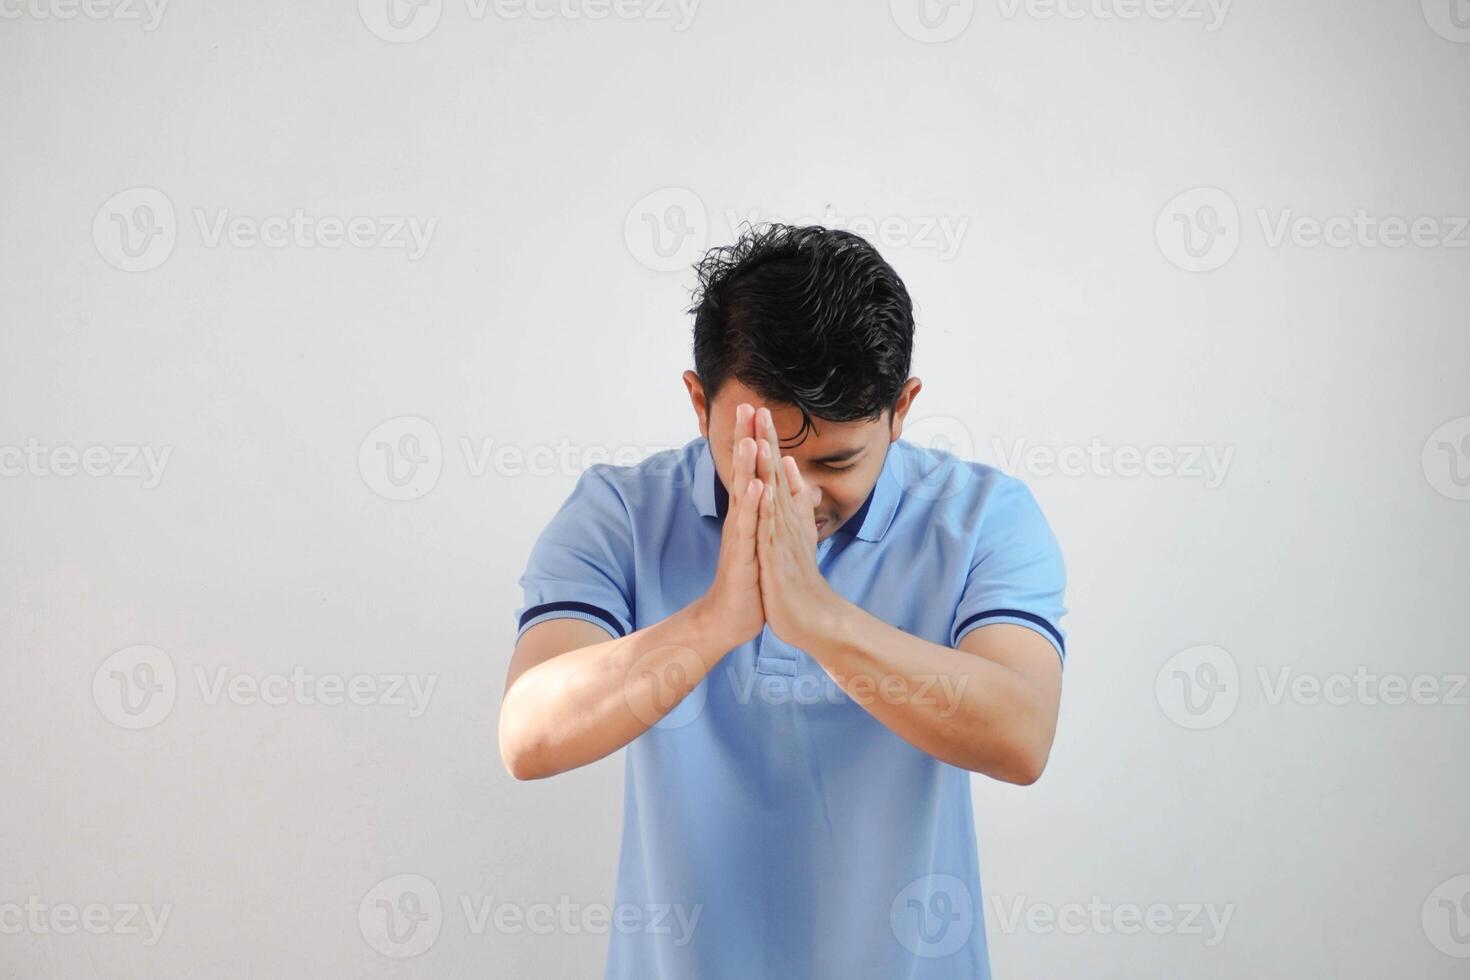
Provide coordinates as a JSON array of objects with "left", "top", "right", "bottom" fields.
[{"left": 687, "top": 222, "right": 915, "bottom": 447}]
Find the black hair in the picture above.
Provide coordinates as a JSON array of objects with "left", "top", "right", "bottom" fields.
[{"left": 687, "top": 222, "right": 915, "bottom": 447}]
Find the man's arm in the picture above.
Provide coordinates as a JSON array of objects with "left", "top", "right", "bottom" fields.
[
  {"left": 499, "top": 600, "right": 730, "bottom": 780},
  {"left": 795, "top": 609, "right": 1062, "bottom": 785},
  {"left": 748, "top": 406, "right": 1064, "bottom": 784},
  {"left": 500, "top": 403, "right": 767, "bottom": 781}
]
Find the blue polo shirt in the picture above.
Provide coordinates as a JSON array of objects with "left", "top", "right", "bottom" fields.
[{"left": 514, "top": 434, "right": 1067, "bottom": 979}]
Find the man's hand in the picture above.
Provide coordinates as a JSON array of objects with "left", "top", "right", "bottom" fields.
[
  {"left": 752, "top": 407, "right": 842, "bottom": 648},
  {"left": 697, "top": 403, "right": 767, "bottom": 650}
]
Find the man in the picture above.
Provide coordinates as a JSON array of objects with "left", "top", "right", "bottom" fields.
[{"left": 500, "top": 223, "right": 1068, "bottom": 978}]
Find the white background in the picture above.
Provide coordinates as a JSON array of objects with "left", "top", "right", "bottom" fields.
[{"left": 2, "top": 0, "right": 1468, "bottom": 976}]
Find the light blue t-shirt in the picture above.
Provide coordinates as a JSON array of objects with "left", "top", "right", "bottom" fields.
[{"left": 514, "top": 434, "right": 1067, "bottom": 979}]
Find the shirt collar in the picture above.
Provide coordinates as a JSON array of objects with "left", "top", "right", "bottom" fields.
[{"left": 691, "top": 437, "right": 899, "bottom": 543}]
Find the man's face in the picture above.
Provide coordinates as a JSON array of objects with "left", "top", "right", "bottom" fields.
[{"left": 686, "top": 373, "right": 918, "bottom": 542}]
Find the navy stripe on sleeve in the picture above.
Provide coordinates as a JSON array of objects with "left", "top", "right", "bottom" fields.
[
  {"left": 952, "top": 608, "right": 1064, "bottom": 653},
  {"left": 519, "top": 601, "right": 627, "bottom": 638}
]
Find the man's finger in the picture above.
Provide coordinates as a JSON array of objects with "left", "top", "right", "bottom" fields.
[
  {"left": 729, "top": 403, "right": 755, "bottom": 504},
  {"left": 756, "top": 437, "right": 782, "bottom": 510},
  {"left": 782, "top": 455, "right": 808, "bottom": 500},
  {"left": 732, "top": 436, "right": 755, "bottom": 508},
  {"left": 759, "top": 408, "right": 789, "bottom": 499},
  {"left": 727, "top": 403, "right": 742, "bottom": 502},
  {"left": 739, "top": 476, "right": 763, "bottom": 545},
  {"left": 764, "top": 481, "right": 776, "bottom": 549},
  {"left": 756, "top": 481, "right": 774, "bottom": 552}
]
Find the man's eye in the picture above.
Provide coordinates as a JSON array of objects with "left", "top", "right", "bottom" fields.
[{"left": 823, "top": 462, "right": 857, "bottom": 472}]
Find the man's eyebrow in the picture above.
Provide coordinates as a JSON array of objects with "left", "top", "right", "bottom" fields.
[{"left": 806, "top": 446, "right": 866, "bottom": 464}]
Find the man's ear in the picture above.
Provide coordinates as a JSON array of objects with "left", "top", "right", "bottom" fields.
[
  {"left": 889, "top": 377, "right": 923, "bottom": 441},
  {"left": 682, "top": 370, "right": 710, "bottom": 439}
]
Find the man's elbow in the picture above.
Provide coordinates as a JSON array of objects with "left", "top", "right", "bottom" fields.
[
  {"left": 1005, "top": 751, "right": 1048, "bottom": 786},
  {"left": 502, "top": 737, "right": 560, "bottom": 781},
  {"left": 499, "top": 709, "right": 549, "bottom": 781},
  {"left": 501, "top": 742, "right": 536, "bottom": 781},
  {"left": 996, "top": 690, "right": 1059, "bottom": 785},
  {"left": 992, "top": 735, "right": 1052, "bottom": 786}
]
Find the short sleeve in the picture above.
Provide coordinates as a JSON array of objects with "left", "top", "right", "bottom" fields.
[
  {"left": 514, "top": 466, "right": 635, "bottom": 643},
  {"left": 950, "top": 475, "right": 1068, "bottom": 662}
]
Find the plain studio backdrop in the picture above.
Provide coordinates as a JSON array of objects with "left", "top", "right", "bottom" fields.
[{"left": 2, "top": 1, "right": 1468, "bottom": 977}]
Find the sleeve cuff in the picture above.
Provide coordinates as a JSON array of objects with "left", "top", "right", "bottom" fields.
[
  {"left": 952, "top": 608, "right": 1066, "bottom": 662},
  {"left": 516, "top": 600, "right": 629, "bottom": 642}
]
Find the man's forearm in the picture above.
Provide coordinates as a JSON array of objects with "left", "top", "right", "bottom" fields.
[
  {"left": 501, "top": 599, "right": 733, "bottom": 780},
  {"left": 795, "top": 599, "right": 1057, "bottom": 784}
]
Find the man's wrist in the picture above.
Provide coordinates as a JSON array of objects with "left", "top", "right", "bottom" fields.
[
  {"left": 795, "top": 589, "right": 856, "bottom": 660},
  {"left": 683, "top": 595, "right": 742, "bottom": 664}
]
